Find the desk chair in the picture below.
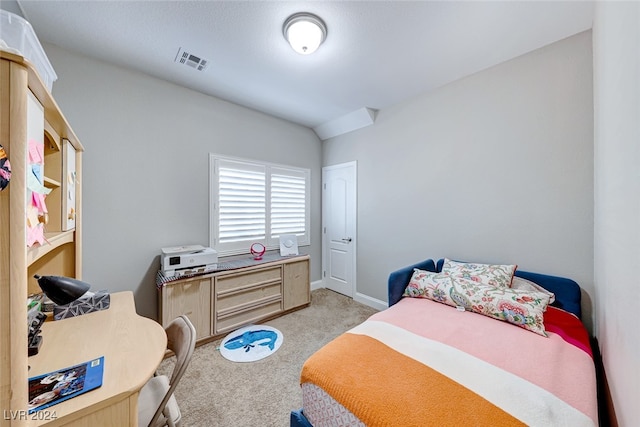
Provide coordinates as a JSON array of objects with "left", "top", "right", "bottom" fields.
[{"left": 138, "top": 315, "right": 196, "bottom": 427}]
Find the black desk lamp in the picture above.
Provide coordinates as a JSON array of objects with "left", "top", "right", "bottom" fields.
[
  {"left": 33, "top": 275, "right": 90, "bottom": 305},
  {"left": 29, "top": 275, "right": 91, "bottom": 356}
]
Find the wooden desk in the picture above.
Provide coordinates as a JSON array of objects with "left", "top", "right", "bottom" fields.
[{"left": 27, "top": 292, "right": 167, "bottom": 426}]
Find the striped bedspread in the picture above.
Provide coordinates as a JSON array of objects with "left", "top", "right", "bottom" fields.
[{"left": 300, "top": 297, "right": 597, "bottom": 426}]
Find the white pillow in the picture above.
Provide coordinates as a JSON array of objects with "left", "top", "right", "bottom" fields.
[{"left": 511, "top": 276, "right": 555, "bottom": 304}]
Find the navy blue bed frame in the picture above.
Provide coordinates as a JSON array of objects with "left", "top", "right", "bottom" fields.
[
  {"left": 290, "top": 258, "right": 583, "bottom": 426},
  {"left": 387, "top": 258, "right": 582, "bottom": 319}
]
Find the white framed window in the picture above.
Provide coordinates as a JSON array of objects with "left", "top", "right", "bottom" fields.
[{"left": 209, "top": 154, "right": 310, "bottom": 256}]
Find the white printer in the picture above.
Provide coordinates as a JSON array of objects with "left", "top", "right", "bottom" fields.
[{"left": 161, "top": 245, "right": 218, "bottom": 278}]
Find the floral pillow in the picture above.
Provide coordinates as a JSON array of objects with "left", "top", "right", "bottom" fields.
[
  {"left": 511, "top": 276, "right": 555, "bottom": 304},
  {"left": 441, "top": 258, "right": 517, "bottom": 288},
  {"left": 404, "top": 269, "right": 551, "bottom": 336},
  {"left": 404, "top": 269, "right": 456, "bottom": 302}
]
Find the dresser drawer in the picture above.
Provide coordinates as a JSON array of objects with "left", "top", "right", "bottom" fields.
[
  {"left": 214, "top": 265, "right": 283, "bottom": 335},
  {"left": 215, "top": 280, "right": 282, "bottom": 312},
  {"left": 215, "top": 299, "right": 282, "bottom": 335},
  {"left": 216, "top": 266, "right": 282, "bottom": 293}
]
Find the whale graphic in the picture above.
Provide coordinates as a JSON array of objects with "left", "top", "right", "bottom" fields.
[{"left": 223, "top": 329, "right": 278, "bottom": 353}]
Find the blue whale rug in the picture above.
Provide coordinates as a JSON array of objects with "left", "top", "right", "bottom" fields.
[{"left": 219, "top": 325, "right": 283, "bottom": 362}]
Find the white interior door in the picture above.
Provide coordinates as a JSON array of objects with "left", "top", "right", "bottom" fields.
[{"left": 322, "top": 162, "right": 356, "bottom": 297}]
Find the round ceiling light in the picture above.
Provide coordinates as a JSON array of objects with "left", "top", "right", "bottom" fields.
[{"left": 283, "top": 12, "right": 327, "bottom": 55}]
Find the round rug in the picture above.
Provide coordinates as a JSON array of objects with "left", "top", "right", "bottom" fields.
[{"left": 219, "top": 324, "right": 283, "bottom": 362}]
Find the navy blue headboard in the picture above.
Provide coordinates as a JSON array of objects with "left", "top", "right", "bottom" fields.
[
  {"left": 388, "top": 258, "right": 582, "bottom": 319},
  {"left": 387, "top": 259, "right": 437, "bottom": 309},
  {"left": 511, "top": 270, "right": 582, "bottom": 319}
]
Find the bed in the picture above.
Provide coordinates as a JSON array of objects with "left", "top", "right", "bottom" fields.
[{"left": 290, "top": 258, "right": 598, "bottom": 426}]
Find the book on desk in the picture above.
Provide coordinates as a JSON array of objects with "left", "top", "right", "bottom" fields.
[{"left": 28, "top": 356, "right": 104, "bottom": 414}]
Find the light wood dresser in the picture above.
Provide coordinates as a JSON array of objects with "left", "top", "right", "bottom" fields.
[{"left": 158, "top": 254, "right": 310, "bottom": 343}]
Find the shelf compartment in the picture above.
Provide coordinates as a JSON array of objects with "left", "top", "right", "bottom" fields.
[
  {"left": 43, "top": 176, "right": 60, "bottom": 188},
  {"left": 27, "top": 230, "right": 74, "bottom": 265}
]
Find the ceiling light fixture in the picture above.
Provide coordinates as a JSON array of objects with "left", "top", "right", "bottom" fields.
[{"left": 283, "top": 12, "right": 327, "bottom": 55}]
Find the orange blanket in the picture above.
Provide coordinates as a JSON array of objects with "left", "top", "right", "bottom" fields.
[{"left": 301, "top": 333, "right": 524, "bottom": 426}]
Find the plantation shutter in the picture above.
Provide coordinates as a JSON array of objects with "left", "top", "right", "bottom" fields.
[
  {"left": 216, "top": 159, "right": 266, "bottom": 250},
  {"left": 270, "top": 167, "right": 308, "bottom": 241},
  {"left": 210, "top": 155, "right": 310, "bottom": 255}
]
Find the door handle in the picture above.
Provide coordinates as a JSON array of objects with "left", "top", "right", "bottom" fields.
[{"left": 341, "top": 237, "right": 352, "bottom": 243}]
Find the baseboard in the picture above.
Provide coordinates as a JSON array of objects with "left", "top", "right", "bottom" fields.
[
  {"left": 310, "top": 280, "right": 323, "bottom": 291},
  {"left": 353, "top": 292, "right": 387, "bottom": 311}
]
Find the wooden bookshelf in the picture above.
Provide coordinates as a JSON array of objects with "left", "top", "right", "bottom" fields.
[{"left": 1, "top": 51, "right": 84, "bottom": 423}]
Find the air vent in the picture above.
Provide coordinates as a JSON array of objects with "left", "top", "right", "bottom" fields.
[{"left": 174, "top": 47, "right": 208, "bottom": 71}]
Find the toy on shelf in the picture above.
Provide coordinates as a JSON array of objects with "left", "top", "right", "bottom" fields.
[{"left": 250, "top": 243, "right": 266, "bottom": 260}]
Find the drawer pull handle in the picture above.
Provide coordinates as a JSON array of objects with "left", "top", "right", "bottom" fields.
[
  {"left": 217, "top": 294, "right": 282, "bottom": 319},
  {"left": 216, "top": 278, "right": 281, "bottom": 298}
]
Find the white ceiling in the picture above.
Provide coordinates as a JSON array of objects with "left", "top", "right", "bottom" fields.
[{"left": 15, "top": 1, "right": 594, "bottom": 133}]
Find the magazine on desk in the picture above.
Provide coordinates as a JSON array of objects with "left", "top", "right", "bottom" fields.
[{"left": 28, "top": 356, "right": 104, "bottom": 414}]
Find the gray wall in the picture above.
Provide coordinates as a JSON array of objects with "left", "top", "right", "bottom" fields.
[
  {"left": 323, "top": 31, "right": 595, "bottom": 332},
  {"left": 43, "top": 43, "right": 322, "bottom": 320},
  {"left": 593, "top": 2, "right": 640, "bottom": 425},
  {"left": 0, "top": 0, "right": 21, "bottom": 16}
]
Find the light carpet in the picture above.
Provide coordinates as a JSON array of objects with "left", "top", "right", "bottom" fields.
[{"left": 157, "top": 288, "right": 379, "bottom": 426}]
